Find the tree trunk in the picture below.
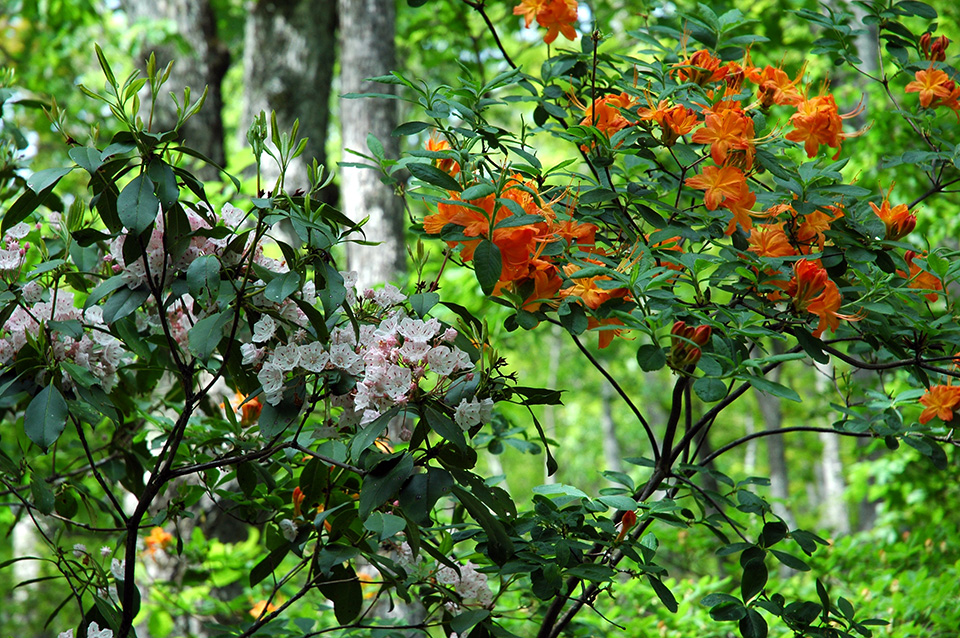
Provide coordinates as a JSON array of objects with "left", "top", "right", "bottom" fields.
[
  {"left": 339, "top": 0, "right": 405, "bottom": 289},
  {"left": 122, "top": 0, "right": 229, "bottom": 180},
  {"left": 815, "top": 361, "right": 851, "bottom": 535},
  {"left": 754, "top": 343, "right": 796, "bottom": 529},
  {"left": 240, "top": 0, "right": 338, "bottom": 196},
  {"left": 600, "top": 383, "right": 623, "bottom": 476}
]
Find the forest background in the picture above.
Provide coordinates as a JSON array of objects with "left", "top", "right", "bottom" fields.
[{"left": 1, "top": 0, "right": 959, "bottom": 636}]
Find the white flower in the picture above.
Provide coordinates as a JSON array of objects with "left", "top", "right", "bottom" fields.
[
  {"left": 220, "top": 202, "right": 245, "bottom": 228},
  {"left": 271, "top": 343, "right": 301, "bottom": 371},
  {"left": 5, "top": 221, "right": 30, "bottom": 239},
  {"left": 454, "top": 397, "right": 494, "bottom": 431},
  {"left": 371, "top": 284, "right": 406, "bottom": 308},
  {"left": 100, "top": 546, "right": 112, "bottom": 557},
  {"left": 257, "top": 363, "right": 284, "bottom": 395},
  {"left": 86, "top": 622, "right": 113, "bottom": 638},
  {"left": 240, "top": 342, "right": 264, "bottom": 365},
  {"left": 110, "top": 558, "right": 125, "bottom": 581},
  {"left": 426, "top": 346, "right": 471, "bottom": 377},
  {"left": 72, "top": 544, "right": 87, "bottom": 558},
  {"left": 298, "top": 342, "right": 330, "bottom": 372},
  {"left": 57, "top": 630, "right": 73, "bottom": 638},
  {"left": 279, "top": 518, "right": 299, "bottom": 542},
  {"left": 252, "top": 315, "right": 276, "bottom": 343}
]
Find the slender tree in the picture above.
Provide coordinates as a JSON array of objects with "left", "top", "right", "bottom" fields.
[{"left": 339, "top": 0, "right": 405, "bottom": 289}]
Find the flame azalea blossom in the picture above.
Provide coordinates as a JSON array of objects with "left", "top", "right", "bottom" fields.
[
  {"left": 905, "top": 67, "right": 960, "bottom": 112},
  {"left": 587, "top": 316, "right": 625, "bottom": 349},
  {"left": 144, "top": 527, "right": 173, "bottom": 555},
  {"left": 426, "top": 131, "right": 460, "bottom": 177},
  {"left": 578, "top": 92, "right": 637, "bottom": 149},
  {"left": 920, "top": 33, "right": 950, "bottom": 62},
  {"left": 668, "top": 321, "right": 712, "bottom": 370},
  {"left": 794, "top": 205, "right": 844, "bottom": 252},
  {"left": 748, "top": 223, "right": 796, "bottom": 258},
  {"left": 690, "top": 107, "right": 756, "bottom": 168},
  {"left": 560, "top": 260, "right": 629, "bottom": 310},
  {"left": 673, "top": 49, "right": 728, "bottom": 86},
  {"left": 514, "top": 0, "right": 578, "bottom": 44},
  {"left": 919, "top": 385, "right": 960, "bottom": 424},
  {"left": 898, "top": 251, "right": 943, "bottom": 302},
  {"left": 870, "top": 192, "right": 916, "bottom": 241},
  {"left": 685, "top": 165, "right": 748, "bottom": 211},
  {"left": 250, "top": 600, "right": 278, "bottom": 618},
  {"left": 659, "top": 104, "right": 700, "bottom": 145},
  {"left": 786, "top": 93, "right": 864, "bottom": 159},
  {"left": 746, "top": 62, "right": 806, "bottom": 108}
]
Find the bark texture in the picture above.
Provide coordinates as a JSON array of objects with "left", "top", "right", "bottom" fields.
[
  {"left": 339, "top": 0, "right": 405, "bottom": 289},
  {"left": 240, "top": 0, "right": 338, "bottom": 195},
  {"left": 123, "top": 0, "right": 229, "bottom": 179}
]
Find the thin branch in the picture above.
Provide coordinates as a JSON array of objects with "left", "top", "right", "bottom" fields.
[
  {"left": 569, "top": 332, "right": 659, "bottom": 461},
  {"left": 702, "top": 426, "right": 875, "bottom": 466},
  {"left": 291, "top": 443, "right": 367, "bottom": 476}
]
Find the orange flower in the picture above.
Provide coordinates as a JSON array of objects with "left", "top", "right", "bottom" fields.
[
  {"left": 905, "top": 67, "right": 960, "bottom": 111},
  {"left": 659, "top": 104, "right": 700, "bottom": 146},
  {"left": 587, "top": 316, "right": 625, "bottom": 349},
  {"left": 785, "top": 93, "right": 864, "bottom": 159},
  {"left": 918, "top": 385, "right": 960, "bottom": 424},
  {"left": 144, "top": 527, "right": 173, "bottom": 556},
  {"left": 690, "top": 107, "right": 756, "bottom": 168},
  {"left": 249, "top": 600, "right": 277, "bottom": 618},
  {"left": 748, "top": 223, "right": 796, "bottom": 258},
  {"left": 789, "top": 259, "right": 829, "bottom": 313},
  {"left": 560, "top": 260, "right": 629, "bottom": 310},
  {"left": 806, "top": 279, "right": 847, "bottom": 337},
  {"left": 579, "top": 92, "right": 637, "bottom": 148},
  {"left": 673, "top": 50, "right": 728, "bottom": 86},
  {"left": 685, "top": 165, "right": 748, "bottom": 211},
  {"left": 870, "top": 192, "right": 916, "bottom": 241},
  {"left": 719, "top": 179, "right": 760, "bottom": 235},
  {"left": 898, "top": 251, "right": 943, "bottom": 302},
  {"left": 292, "top": 486, "right": 305, "bottom": 518},
  {"left": 515, "top": 0, "right": 578, "bottom": 44},
  {"left": 426, "top": 131, "right": 460, "bottom": 177},
  {"left": 668, "top": 321, "right": 712, "bottom": 369},
  {"left": 794, "top": 205, "right": 843, "bottom": 253},
  {"left": 920, "top": 33, "right": 950, "bottom": 62},
  {"left": 747, "top": 63, "right": 806, "bottom": 108}
]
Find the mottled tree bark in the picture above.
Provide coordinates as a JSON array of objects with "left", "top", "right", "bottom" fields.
[
  {"left": 339, "top": 0, "right": 405, "bottom": 289},
  {"left": 240, "top": 0, "right": 338, "bottom": 196},
  {"left": 122, "top": 0, "right": 229, "bottom": 179}
]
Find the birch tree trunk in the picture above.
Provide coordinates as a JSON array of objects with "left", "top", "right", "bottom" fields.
[
  {"left": 339, "top": 0, "right": 405, "bottom": 289},
  {"left": 754, "top": 344, "right": 797, "bottom": 529},
  {"left": 240, "top": 0, "right": 338, "bottom": 196},
  {"left": 122, "top": 0, "right": 229, "bottom": 180},
  {"left": 816, "top": 361, "right": 851, "bottom": 535}
]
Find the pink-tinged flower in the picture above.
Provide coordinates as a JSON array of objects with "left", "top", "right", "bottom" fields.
[
  {"left": 241, "top": 343, "right": 265, "bottom": 365},
  {"left": 271, "top": 343, "right": 301, "bottom": 371},
  {"left": 258, "top": 363, "right": 284, "bottom": 396}
]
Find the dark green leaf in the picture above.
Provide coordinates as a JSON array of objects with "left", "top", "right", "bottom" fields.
[
  {"left": 451, "top": 609, "right": 489, "bottom": 635},
  {"left": 31, "top": 475, "right": 55, "bottom": 515},
  {"left": 769, "top": 549, "right": 810, "bottom": 571},
  {"left": 398, "top": 467, "right": 454, "bottom": 524},
  {"left": 250, "top": 545, "right": 288, "bottom": 586},
  {"left": 188, "top": 311, "right": 232, "bottom": 361},
  {"left": 25, "top": 385, "right": 68, "bottom": 451},
  {"left": 359, "top": 453, "right": 415, "bottom": 518},
  {"left": 392, "top": 121, "right": 431, "bottom": 136},
  {"left": 408, "top": 162, "right": 462, "bottom": 191},
  {"left": 423, "top": 405, "right": 467, "bottom": 450},
  {"left": 318, "top": 564, "right": 363, "bottom": 624},
  {"left": 461, "top": 183, "right": 496, "bottom": 201},
  {"left": 186, "top": 255, "right": 221, "bottom": 299},
  {"left": 451, "top": 484, "right": 514, "bottom": 564},
  {"left": 648, "top": 576, "right": 678, "bottom": 612},
  {"left": 117, "top": 175, "right": 160, "bottom": 234},
  {"left": 739, "top": 608, "right": 768, "bottom": 638},
  {"left": 69, "top": 147, "right": 103, "bottom": 174},
  {"left": 264, "top": 271, "right": 301, "bottom": 303},
  {"left": 473, "top": 239, "right": 502, "bottom": 295},
  {"left": 409, "top": 292, "right": 440, "bottom": 318},
  {"left": 694, "top": 377, "right": 727, "bottom": 402},
  {"left": 637, "top": 344, "right": 667, "bottom": 371}
]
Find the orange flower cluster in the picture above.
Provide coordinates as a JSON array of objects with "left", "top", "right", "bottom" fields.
[
  {"left": 513, "top": 0, "right": 578, "bottom": 44},
  {"left": 144, "top": 527, "right": 173, "bottom": 556},
  {"left": 920, "top": 32, "right": 950, "bottom": 63},
  {"left": 785, "top": 92, "right": 864, "bottom": 160},
  {"left": 249, "top": 599, "right": 277, "bottom": 618},
  {"left": 423, "top": 176, "right": 631, "bottom": 347},
  {"left": 918, "top": 384, "right": 960, "bottom": 424},
  {"left": 579, "top": 92, "right": 638, "bottom": 149},
  {"left": 905, "top": 67, "right": 960, "bottom": 113},
  {"left": 784, "top": 259, "right": 853, "bottom": 337},
  {"left": 292, "top": 486, "right": 306, "bottom": 518}
]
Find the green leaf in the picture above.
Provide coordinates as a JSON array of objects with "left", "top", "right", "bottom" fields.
[
  {"left": 567, "top": 563, "right": 616, "bottom": 582},
  {"left": 117, "top": 174, "right": 160, "bottom": 234},
  {"left": 473, "top": 239, "right": 502, "bottom": 295},
  {"left": 185, "top": 255, "right": 221, "bottom": 299},
  {"left": 69, "top": 147, "right": 103, "bottom": 174},
  {"left": 769, "top": 549, "right": 810, "bottom": 571},
  {"left": 739, "top": 608, "right": 768, "bottom": 638},
  {"left": 451, "top": 610, "right": 489, "bottom": 635},
  {"left": 26, "top": 167, "right": 72, "bottom": 194},
  {"left": 648, "top": 575, "right": 678, "bottom": 612},
  {"left": 392, "top": 121, "right": 431, "bottom": 136},
  {"left": 101, "top": 286, "right": 150, "bottom": 324},
  {"left": 188, "top": 311, "right": 232, "bottom": 361},
  {"left": 637, "top": 344, "right": 666, "bottom": 371},
  {"left": 741, "top": 553, "right": 768, "bottom": 603},
  {"left": 408, "top": 162, "right": 462, "bottom": 191},
  {"left": 349, "top": 407, "right": 401, "bottom": 460},
  {"left": 318, "top": 564, "right": 363, "bottom": 624},
  {"left": 451, "top": 484, "right": 514, "bottom": 565},
  {"left": 742, "top": 374, "right": 801, "bottom": 402},
  {"left": 25, "top": 385, "right": 68, "bottom": 451},
  {"left": 398, "top": 467, "right": 454, "bottom": 524},
  {"left": 694, "top": 377, "right": 727, "bottom": 402},
  {"left": 147, "top": 160, "right": 179, "bottom": 211},
  {"left": 408, "top": 292, "right": 440, "bottom": 318},
  {"left": 461, "top": 183, "right": 496, "bottom": 201},
  {"left": 30, "top": 475, "right": 55, "bottom": 515},
  {"left": 263, "top": 271, "right": 301, "bottom": 303},
  {"left": 423, "top": 405, "right": 467, "bottom": 450},
  {"left": 359, "top": 453, "right": 415, "bottom": 518},
  {"left": 250, "top": 545, "right": 288, "bottom": 587}
]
